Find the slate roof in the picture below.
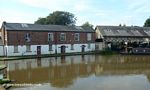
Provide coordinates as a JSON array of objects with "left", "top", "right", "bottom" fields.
[
  {"left": 96, "top": 26, "right": 150, "bottom": 37},
  {"left": 3, "top": 22, "right": 95, "bottom": 32}
]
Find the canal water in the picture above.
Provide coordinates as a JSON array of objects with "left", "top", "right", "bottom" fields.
[{"left": 2, "top": 55, "right": 150, "bottom": 90}]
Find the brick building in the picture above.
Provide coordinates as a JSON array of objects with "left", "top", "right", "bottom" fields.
[{"left": 0, "top": 22, "right": 95, "bottom": 56}]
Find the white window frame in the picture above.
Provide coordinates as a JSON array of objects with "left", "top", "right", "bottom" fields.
[
  {"left": 87, "top": 33, "right": 92, "bottom": 41},
  {"left": 74, "top": 33, "right": 80, "bottom": 41},
  {"left": 60, "top": 33, "right": 66, "bottom": 41},
  {"left": 48, "top": 33, "right": 54, "bottom": 42}
]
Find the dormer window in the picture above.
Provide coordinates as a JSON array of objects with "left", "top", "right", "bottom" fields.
[
  {"left": 25, "top": 33, "right": 31, "bottom": 42},
  {"left": 21, "top": 23, "right": 28, "bottom": 27}
]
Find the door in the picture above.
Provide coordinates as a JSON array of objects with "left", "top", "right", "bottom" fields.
[
  {"left": 81, "top": 45, "right": 85, "bottom": 52},
  {"left": 61, "top": 46, "right": 66, "bottom": 54},
  {"left": 37, "top": 46, "right": 41, "bottom": 57}
]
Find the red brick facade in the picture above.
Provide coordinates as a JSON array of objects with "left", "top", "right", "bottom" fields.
[{"left": 6, "top": 31, "right": 95, "bottom": 45}]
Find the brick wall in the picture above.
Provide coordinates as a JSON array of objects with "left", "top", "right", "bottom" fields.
[{"left": 7, "top": 31, "right": 95, "bottom": 45}]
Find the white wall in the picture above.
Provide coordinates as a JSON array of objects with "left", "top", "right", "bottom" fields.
[
  {"left": 95, "top": 28, "right": 104, "bottom": 39},
  {"left": 0, "top": 46, "right": 4, "bottom": 56},
  {"left": 6, "top": 43, "right": 95, "bottom": 56},
  {"left": 56, "top": 43, "right": 95, "bottom": 53},
  {"left": 7, "top": 45, "right": 54, "bottom": 56},
  {"left": 0, "top": 74, "right": 3, "bottom": 79}
]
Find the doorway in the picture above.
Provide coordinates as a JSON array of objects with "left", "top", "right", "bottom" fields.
[
  {"left": 37, "top": 46, "right": 41, "bottom": 57},
  {"left": 81, "top": 45, "right": 85, "bottom": 52},
  {"left": 61, "top": 45, "right": 66, "bottom": 54}
]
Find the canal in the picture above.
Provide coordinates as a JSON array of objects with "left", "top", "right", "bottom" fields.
[{"left": 2, "top": 55, "right": 150, "bottom": 90}]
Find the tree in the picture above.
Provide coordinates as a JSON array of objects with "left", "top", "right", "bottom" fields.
[
  {"left": 119, "top": 24, "right": 122, "bottom": 26},
  {"left": 81, "top": 21, "right": 93, "bottom": 28},
  {"left": 35, "top": 11, "right": 76, "bottom": 25},
  {"left": 123, "top": 24, "right": 126, "bottom": 27},
  {"left": 144, "top": 17, "right": 150, "bottom": 27},
  {"left": 35, "top": 18, "right": 46, "bottom": 25}
]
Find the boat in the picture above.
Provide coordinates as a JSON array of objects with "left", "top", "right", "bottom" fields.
[{"left": 120, "top": 48, "right": 150, "bottom": 55}]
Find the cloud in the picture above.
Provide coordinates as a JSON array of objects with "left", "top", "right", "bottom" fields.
[
  {"left": 105, "top": 0, "right": 149, "bottom": 26},
  {"left": 1, "top": 0, "right": 149, "bottom": 26},
  {"left": 73, "top": 1, "right": 91, "bottom": 12},
  {"left": 134, "top": 5, "right": 150, "bottom": 13},
  {"left": 0, "top": 8, "right": 39, "bottom": 25},
  {"left": 18, "top": 0, "right": 91, "bottom": 12},
  {"left": 125, "top": 0, "right": 150, "bottom": 13},
  {"left": 126, "top": 0, "right": 146, "bottom": 9},
  {"left": 74, "top": 3, "right": 88, "bottom": 12},
  {"left": 17, "top": 0, "right": 96, "bottom": 25},
  {"left": 18, "top": 0, "right": 79, "bottom": 13}
]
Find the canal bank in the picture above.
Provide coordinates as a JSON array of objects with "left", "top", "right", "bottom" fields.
[
  {"left": 0, "top": 51, "right": 97, "bottom": 60},
  {"left": 0, "top": 51, "right": 118, "bottom": 61},
  {"left": 0, "top": 65, "right": 12, "bottom": 90},
  {"left": 0, "top": 86, "right": 5, "bottom": 90}
]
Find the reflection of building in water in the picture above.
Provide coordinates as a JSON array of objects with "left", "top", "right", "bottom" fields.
[
  {"left": 37, "top": 58, "right": 41, "bottom": 67},
  {"left": 61, "top": 56, "right": 66, "bottom": 64},
  {"left": 7, "top": 55, "right": 150, "bottom": 88}
]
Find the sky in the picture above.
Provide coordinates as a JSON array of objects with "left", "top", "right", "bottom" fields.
[{"left": 0, "top": 0, "right": 150, "bottom": 27}]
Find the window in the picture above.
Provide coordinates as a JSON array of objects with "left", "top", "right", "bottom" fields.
[
  {"left": 60, "top": 33, "right": 66, "bottom": 41},
  {"left": 74, "top": 33, "right": 80, "bottom": 41},
  {"left": 14, "top": 45, "right": 18, "bottom": 53},
  {"left": 71, "top": 44, "right": 74, "bottom": 50},
  {"left": 87, "top": 33, "right": 92, "bottom": 41},
  {"left": 25, "top": 33, "right": 31, "bottom": 42},
  {"left": 88, "top": 43, "right": 91, "bottom": 49},
  {"left": 49, "top": 44, "right": 53, "bottom": 51},
  {"left": 26, "top": 45, "right": 31, "bottom": 52},
  {"left": 48, "top": 33, "right": 54, "bottom": 42}
]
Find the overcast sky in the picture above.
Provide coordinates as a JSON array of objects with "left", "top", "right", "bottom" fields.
[{"left": 0, "top": 0, "right": 150, "bottom": 26}]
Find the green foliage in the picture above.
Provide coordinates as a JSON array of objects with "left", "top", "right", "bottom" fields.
[
  {"left": 35, "top": 11, "right": 76, "bottom": 25},
  {"left": 0, "top": 79, "right": 11, "bottom": 84},
  {"left": 82, "top": 21, "right": 93, "bottom": 28},
  {"left": 144, "top": 18, "right": 150, "bottom": 27},
  {"left": 101, "top": 48, "right": 118, "bottom": 55},
  {"left": 119, "top": 24, "right": 122, "bottom": 26},
  {"left": 35, "top": 18, "right": 46, "bottom": 25}
]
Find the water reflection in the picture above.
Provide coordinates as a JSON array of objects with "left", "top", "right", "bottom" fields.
[{"left": 4, "top": 55, "right": 150, "bottom": 89}]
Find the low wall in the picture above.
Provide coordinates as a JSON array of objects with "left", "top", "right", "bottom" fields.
[
  {"left": 6, "top": 43, "right": 95, "bottom": 56},
  {"left": 0, "top": 46, "right": 4, "bottom": 56}
]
